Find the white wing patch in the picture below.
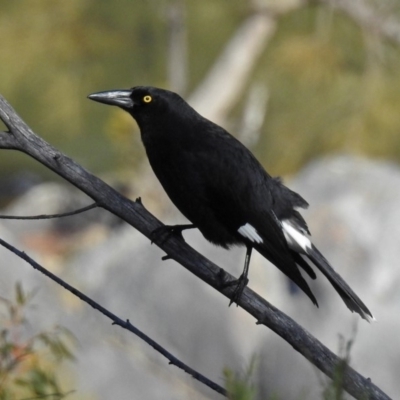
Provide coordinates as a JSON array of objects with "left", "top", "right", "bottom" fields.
[
  {"left": 282, "top": 220, "right": 312, "bottom": 253},
  {"left": 238, "top": 223, "right": 263, "bottom": 244}
]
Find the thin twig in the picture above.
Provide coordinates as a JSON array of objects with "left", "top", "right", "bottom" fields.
[
  {"left": 0, "top": 203, "right": 98, "bottom": 220},
  {"left": 0, "top": 236, "right": 227, "bottom": 397}
]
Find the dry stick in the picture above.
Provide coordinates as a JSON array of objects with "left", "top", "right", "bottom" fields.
[
  {"left": 0, "top": 203, "right": 98, "bottom": 220},
  {"left": 0, "top": 237, "right": 227, "bottom": 397},
  {"left": 0, "top": 95, "right": 391, "bottom": 400}
]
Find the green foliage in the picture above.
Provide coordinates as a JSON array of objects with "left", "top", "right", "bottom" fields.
[
  {"left": 0, "top": 0, "right": 248, "bottom": 177},
  {"left": 321, "top": 328, "right": 370, "bottom": 400},
  {"left": 224, "top": 357, "right": 257, "bottom": 400},
  {"left": 256, "top": 5, "right": 400, "bottom": 175},
  {"left": 3, "top": 1, "right": 400, "bottom": 178},
  {"left": 0, "top": 283, "right": 75, "bottom": 400},
  {"left": 322, "top": 334, "right": 353, "bottom": 400}
]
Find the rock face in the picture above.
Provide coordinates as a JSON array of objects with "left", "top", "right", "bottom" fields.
[{"left": 0, "top": 155, "right": 398, "bottom": 399}]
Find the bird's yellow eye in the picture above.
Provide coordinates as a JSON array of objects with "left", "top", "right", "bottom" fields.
[{"left": 143, "top": 95, "right": 152, "bottom": 103}]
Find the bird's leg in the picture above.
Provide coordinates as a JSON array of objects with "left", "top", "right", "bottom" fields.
[
  {"left": 150, "top": 224, "right": 196, "bottom": 245},
  {"left": 228, "top": 245, "right": 252, "bottom": 306}
]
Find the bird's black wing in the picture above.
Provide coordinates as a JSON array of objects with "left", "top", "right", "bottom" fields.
[
  {"left": 145, "top": 116, "right": 317, "bottom": 305},
  {"left": 190, "top": 129, "right": 318, "bottom": 305}
]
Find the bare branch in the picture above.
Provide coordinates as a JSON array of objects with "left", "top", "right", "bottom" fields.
[
  {"left": 0, "top": 95, "right": 391, "bottom": 400},
  {"left": 0, "top": 236, "right": 227, "bottom": 397},
  {"left": 0, "top": 203, "right": 98, "bottom": 220}
]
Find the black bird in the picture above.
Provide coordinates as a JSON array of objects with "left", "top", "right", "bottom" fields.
[{"left": 88, "top": 86, "right": 374, "bottom": 321}]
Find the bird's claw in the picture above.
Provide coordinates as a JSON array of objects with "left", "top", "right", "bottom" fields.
[
  {"left": 218, "top": 272, "right": 249, "bottom": 306},
  {"left": 229, "top": 275, "right": 249, "bottom": 306},
  {"left": 150, "top": 224, "right": 195, "bottom": 245},
  {"left": 150, "top": 225, "right": 183, "bottom": 245}
]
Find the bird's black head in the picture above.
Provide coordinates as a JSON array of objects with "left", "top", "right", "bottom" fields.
[{"left": 88, "top": 86, "right": 189, "bottom": 125}]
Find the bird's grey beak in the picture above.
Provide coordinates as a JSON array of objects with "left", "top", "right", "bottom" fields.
[{"left": 88, "top": 90, "right": 134, "bottom": 108}]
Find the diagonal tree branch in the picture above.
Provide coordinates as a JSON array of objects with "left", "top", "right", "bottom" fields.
[
  {"left": 0, "top": 236, "right": 227, "bottom": 397},
  {"left": 0, "top": 95, "right": 391, "bottom": 400}
]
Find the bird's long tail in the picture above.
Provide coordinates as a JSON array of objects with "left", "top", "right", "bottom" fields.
[
  {"left": 306, "top": 244, "right": 374, "bottom": 322},
  {"left": 254, "top": 244, "right": 319, "bottom": 307}
]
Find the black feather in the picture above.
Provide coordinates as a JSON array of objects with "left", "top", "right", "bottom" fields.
[{"left": 306, "top": 245, "right": 373, "bottom": 321}]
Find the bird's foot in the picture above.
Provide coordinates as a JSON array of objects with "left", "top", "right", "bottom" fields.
[
  {"left": 229, "top": 275, "right": 249, "bottom": 306},
  {"left": 218, "top": 271, "right": 249, "bottom": 306},
  {"left": 150, "top": 224, "right": 195, "bottom": 245}
]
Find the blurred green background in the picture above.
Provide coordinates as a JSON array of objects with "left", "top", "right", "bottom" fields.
[{"left": 1, "top": 0, "right": 400, "bottom": 182}]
